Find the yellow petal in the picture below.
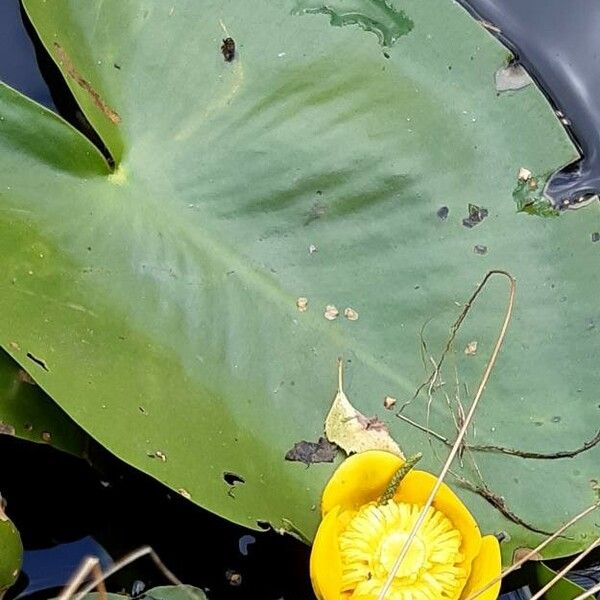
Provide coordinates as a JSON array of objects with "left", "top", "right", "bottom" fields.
[
  {"left": 321, "top": 450, "right": 404, "bottom": 516},
  {"left": 310, "top": 505, "right": 343, "bottom": 600},
  {"left": 392, "top": 470, "right": 483, "bottom": 579},
  {"left": 460, "top": 535, "right": 502, "bottom": 600}
]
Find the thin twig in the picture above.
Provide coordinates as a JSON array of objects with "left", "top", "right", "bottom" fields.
[
  {"left": 406, "top": 271, "right": 505, "bottom": 410},
  {"left": 452, "top": 473, "right": 555, "bottom": 536},
  {"left": 470, "top": 429, "right": 600, "bottom": 459},
  {"left": 397, "top": 415, "right": 600, "bottom": 460},
  {"left": 463, "top": 502, "right": 600, "bottom": 600},
  {"left": 571, "top": 580, "right": 600, "bottom": 600},
  {"left": 376, "top": 270, "right": 516, "bottom": 600},
  {"left": 72, "top": 546, "right": 188, "bottom": 600},
  {"left": 528, "top": 534, "right": 600, "bottom": 600},
  {"left": 57, "top": 556, "right": 101, "bottom": 600},
  {"left": 396, "top": 413, "right": 448, "bottom": 443}
]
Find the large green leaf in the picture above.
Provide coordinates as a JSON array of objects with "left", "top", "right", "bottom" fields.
[
  {"left": 0, "top": 348, "right": 87, "bottom": 454},
  {"left": 0, "top": 0, "right": 598, "bottom": 563}
]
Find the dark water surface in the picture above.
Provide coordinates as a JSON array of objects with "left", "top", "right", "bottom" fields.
[
  {"left": 461, "top": 0, "right": 600, "bottom": 206},
  {"left": 1, "top": 1, "right": 600, "bottom": 598}
]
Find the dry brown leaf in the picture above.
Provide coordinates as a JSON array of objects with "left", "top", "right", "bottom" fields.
[{"left": 325, "top": 360, "right": 404, "bottom": 457}]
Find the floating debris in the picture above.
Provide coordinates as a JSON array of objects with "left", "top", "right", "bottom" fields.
[
  {"left": 474, "top": 244, "right": 488, "bottom": 255},
  {"left": 296, "top": 297, "right": 309, "bottom": 312},
  {"left": 309, "top": 244, "right": 318, "bottom": 254},
  {"left": 225, "top": 569, "right": 242, "bottom": 587},
  {"left": 592, "top": 232, "right": 600, "bottom": 243},
  {"left": 324, "top": 305, "right": 339, "bottom": 320},
  {"left": 178, "top": 488, "right": 191, "bottom": 500},
  {"left": 465, "top": 341, "right": 478, "bottom": 355},
  {"left": 41, "top": 431, "right": 51, "bottom": 443},
  {"left": 462, "top": 203, "right": 488, "bottom": 228},
  {"left": 344, "top": 307, "right": 359, "bottom": 321},
  {"left": 285, "top": 437, "right": 338, "bottom": 465},
  {"left": 436, "top": 206, "right": 449, "bottom": 220},
  {"left": 383, "top": 396, "right": 397, "bottom": 410}
]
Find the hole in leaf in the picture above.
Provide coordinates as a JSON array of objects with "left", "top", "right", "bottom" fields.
[
  {"left": 223, "top": 472, "right": 245, "bottom": 486},
  {"left": 26, "top": 352, "right": 49, "bottom": 371}
]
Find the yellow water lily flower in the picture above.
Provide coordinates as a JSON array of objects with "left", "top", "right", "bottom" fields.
[{"left": 310, "top": 450, "right": 501, "bottom": 600}]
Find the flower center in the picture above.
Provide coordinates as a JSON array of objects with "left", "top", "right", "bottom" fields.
[{"left": 338, "top": 500, "right": 467, "bottom": 600}]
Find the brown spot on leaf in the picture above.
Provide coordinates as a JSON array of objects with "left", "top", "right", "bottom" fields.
[
  {"left": 53, "top": 42, "right": 121, "bottom": 124},
  {"left": 512, "top": 547, "right": 541, "bottom": 563},
  {"left": 285, "top": 437, "right": 338, "bottom": 465}
]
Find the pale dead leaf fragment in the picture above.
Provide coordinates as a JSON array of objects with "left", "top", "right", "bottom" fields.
[
  {"left": 344, "top": 307, "right": 359, "bottom": 321},
  {"left": 383, "top": 395, "right": 397, "bottom": 410},
  {"left": 296, "top": 297, "right": 308, "bottom": 312},
  {"left": 324, "top": 305, "right": 339, "bottom": 320},
  {"left": 325, "top": 360, "right": 404, "bottom": 457},
  {"left": 465, "top": 340, "right": 478, "bottom": 355},
  {"left": 518, "top": 167, "right": 532, "bottom": 182}
]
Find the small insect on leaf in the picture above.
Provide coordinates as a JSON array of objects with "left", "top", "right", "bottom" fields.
[{"left": 221, "top": 37, "right": 236, "bottom": 62}]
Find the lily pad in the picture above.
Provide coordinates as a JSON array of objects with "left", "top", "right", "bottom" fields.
[
  {"left": 0, "top": 0, "right": 598, "bottom": 564},
  {"left": 81, "top": 586, "right": 207, "bottom": 600},
  {"left": 0, "top": 348, "right": 88, "bottom": 455}
]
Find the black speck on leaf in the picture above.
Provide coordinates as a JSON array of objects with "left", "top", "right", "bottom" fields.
[
  {"left": 285, "top": 437, "right": 338, "bottom": 465},
  {"left": 437, "top": 206, "right": 449, "bottom": 220},
  {"left": 221, "top": 37, "right": 235, "bottom": 62},
  {"left": 591, "top": 232, "right": 600, "bottom": 243},
  {"left": 474, "top": 244, "right": 488, "bottom": 255}
]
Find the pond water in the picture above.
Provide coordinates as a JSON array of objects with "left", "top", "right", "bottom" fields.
[{"left": 1, "top": 1, "right": 600, "bottom": 598}]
